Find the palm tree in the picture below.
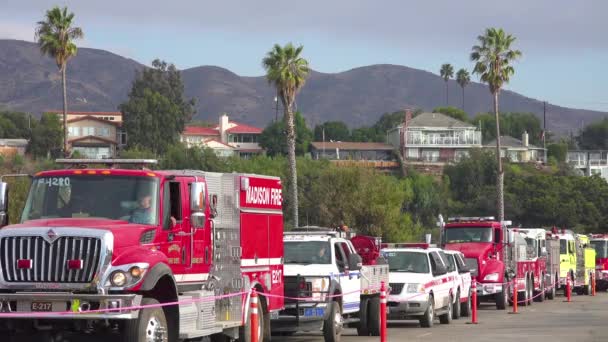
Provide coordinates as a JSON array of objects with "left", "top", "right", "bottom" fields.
[
  {"left": 471, "top": 28, "right": 522, "bottom": 221},
  {"left": 456, "top": 68, "right": 471, "bottom": 111},
  {"left": 263, "top": 43, "right": 310, "bottom": 228},
  {"left": 35, "top": 6, "right": 84, "bottom": 157},
  {"left": 440, "top": 63, "right": 454, "bottom": 106}
]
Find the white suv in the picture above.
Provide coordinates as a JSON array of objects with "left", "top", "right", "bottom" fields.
[
  {"left": 444, "top": 250, "right": 472, "bottom": 318},
  {"left": 382, "top": 245, "right": 456, "bottom": 328}
]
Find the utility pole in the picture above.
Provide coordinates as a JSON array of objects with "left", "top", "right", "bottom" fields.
[{"left": 543, "top": 101, "right": 547, "bottom": 163}]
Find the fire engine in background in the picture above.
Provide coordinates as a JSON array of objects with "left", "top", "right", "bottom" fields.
[
  {"left": 516, "top": 228, "right": 559, "bottom": 301},
  {"left": 551, "top": 228, "right": 596, "bottom": 295},
  {"left": 590, "top": 234, "right": 608, "bottom": 291},
  {"left": 440, "top": 216, "right": 537, "bottom": 309},
  {"left": 0, "top": 159, "right": 284, "bottom": 342},
  {"left": 272, "top": 228, "right": 388, "bottom": 342}
]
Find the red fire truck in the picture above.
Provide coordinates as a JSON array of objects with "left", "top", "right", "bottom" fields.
[
  {"left": 590, "top": 234, "right": 608, "bottom": 291},
  {"left": 516, "top": 228, "right": 560, "bottom": 301},
  {"left": 0, "top": 159, "right": 284, "bottom": 342},
  {"left": 440, "top": 217, "right": 537, "bottom": 309}
]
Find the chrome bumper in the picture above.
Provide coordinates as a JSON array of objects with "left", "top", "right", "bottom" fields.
[{"left": 0, "top": 292, "right": 142, "bottom": 319}]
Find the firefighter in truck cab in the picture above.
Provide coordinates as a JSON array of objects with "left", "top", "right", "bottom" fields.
[{"left": 0, "top": 159, "right": 285, "bottom": 342}]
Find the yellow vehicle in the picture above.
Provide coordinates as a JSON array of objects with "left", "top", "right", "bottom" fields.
[{"left": 553, "top": 229, "right": 595, "bottom": 295}]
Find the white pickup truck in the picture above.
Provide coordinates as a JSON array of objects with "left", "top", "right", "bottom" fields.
[
  {"left": 271, "top": 228, "right": 389, "bottom": 342},
  {"left": 382, "top": 244, "right": 458, "bottom": 328}
]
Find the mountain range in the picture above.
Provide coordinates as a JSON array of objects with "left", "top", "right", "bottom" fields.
[{"left": 0, "top": 39, "right": 605, "bottom": 134}]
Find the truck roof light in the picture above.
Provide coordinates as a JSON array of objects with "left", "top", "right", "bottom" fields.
[
  {"left": 55, "top": 159, "right": 158, "bottom": 170},
  {"left": 447, "top": 216, "right": 495, "bottom": 222},
  {"left": 393, "top": 243, "right": 429, "bottom": 249}
]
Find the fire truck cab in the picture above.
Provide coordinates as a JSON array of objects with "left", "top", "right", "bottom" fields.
[
  {"left": 590, "top": 234, "right": 608, "bottom": 291},
  {"left": 553, "top": 228, "right": 595, "bottom": 295},
  {"left": 0, "top": 159, "right": 284, "bottom": 342}
]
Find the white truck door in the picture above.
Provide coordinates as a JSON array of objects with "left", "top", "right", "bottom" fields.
[
  {"left": 429, "top": 251, "right": 450, "bottom": 309},
  {"left": 334, "top": 241, "right": 360, "bottom": 314}
]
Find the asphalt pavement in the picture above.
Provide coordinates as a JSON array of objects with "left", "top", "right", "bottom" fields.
[{"left": 10, "top": 291, "right": 608, "bottom": 341}]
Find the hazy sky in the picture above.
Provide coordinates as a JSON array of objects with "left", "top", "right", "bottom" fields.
[{"left": 1, "top": 0, "right": 606, "bottom": 111}]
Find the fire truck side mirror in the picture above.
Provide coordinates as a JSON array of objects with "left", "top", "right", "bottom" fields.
[
  {"left": 0, "top": 182, "right": 8, "bottom": 227},
  {"left": 541, "top": 247, "right": 548, "bottom": 256},
  {"left": 190, "top": 182, "right": 206, "bottom": 229}
]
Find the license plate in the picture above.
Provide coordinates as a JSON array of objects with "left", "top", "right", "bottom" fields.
[{"left": 31, "top": 301, "right": 53, "bottom": 312}]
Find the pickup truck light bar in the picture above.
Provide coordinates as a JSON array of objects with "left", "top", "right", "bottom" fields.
[
  {"left": 447, "top": 216, "right": 496, "bottom": 222},
  {"left": 55, "top": 159, "right": 158, "bottom": 170}
]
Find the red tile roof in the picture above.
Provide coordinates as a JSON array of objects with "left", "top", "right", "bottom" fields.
[
  {"left": 183, "top": 126, "right": 220, "bottom": 136},
  {"left": 226, "top": 122, "right": 262, "bottom": 134}
]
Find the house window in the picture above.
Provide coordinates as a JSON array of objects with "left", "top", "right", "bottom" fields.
[
  {"left": 406, "top": 148, "right": 419, "bottom": 159},
  {"left": 421, "top": 150, "right": 440, "bottom": 162},
  {"left": 82, "top": 127, "right": 95, "bottom": 136},
  {"left": 68, "top": 126, "right": 80, "bottom": 137}
]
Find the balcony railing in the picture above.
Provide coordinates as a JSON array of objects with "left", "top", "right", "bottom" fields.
[
  {"left": 568, "top": 159, "right": 608, "bottom": 168},
  {"left": 405, "top": 131, "right": 482, "bottom": 146}
]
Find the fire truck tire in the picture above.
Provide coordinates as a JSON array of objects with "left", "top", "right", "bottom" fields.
[
  {"left": 367, "top": 296, "right": 381, "bottom": 336},
  {"left": 452, "top": 290, "right": 461, "bottom": 319},
  {"left": 438, "top": 295, "right": 452, "bottom": 324},
  {"left": 527, "top": 277, "right": 533, "bottom": 306},
  {"left": 123, "top": 297, "right": 169, "bottom": 342},
  {"left": 496, "top": 288, "right": 507, "bottom": 310},
  {"left": 461, "top": 289, "right": 471, "bottom": 317},
  {"left": 547, "top": 280, "right": 556, "bottom": 300},
  {"left": 356, "top": 297, "right": 369, "bottom": 336},
  {"left": 522, "top": 279, "right": 530, "bottom": 306},
  {"left": 323, "top": 301, "right": 342, "bottom": 342},
  {"left": 536, "top": 277, "right": 545, "bottom": 302},
  {"left": 240, "top": 296, "right": 265, "bottom": 342},
  {"left": 419, "top": 296, "right": 434, "bottom": 328}
]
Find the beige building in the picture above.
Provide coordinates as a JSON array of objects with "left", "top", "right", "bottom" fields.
[
  {"left": 49, "top": 111, "right": 126, "bottom": 159},
  {"left": 485, "top": 132, "right": 545, "bottom": 163},
  {"left": 0, "top": 139, "right": 28, "bottom": 158}
]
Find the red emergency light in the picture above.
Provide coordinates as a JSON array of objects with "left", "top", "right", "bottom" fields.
[
  {"left": 16, "top": 259, "right": 32, "bottom": 269},
  {"left": 67, "top": 259, "right": 83, "bottom": 270}
]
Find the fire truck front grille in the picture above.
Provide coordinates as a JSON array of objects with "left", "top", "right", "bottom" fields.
[
  {"left": 464, "top": 258, "right": 479, "bottom": 277},
  {"left": 389, "top": 283, "right": 404, "bottom": 295},
  {"left": 0, "top": 236, "right": 102, "bottom": 283}
]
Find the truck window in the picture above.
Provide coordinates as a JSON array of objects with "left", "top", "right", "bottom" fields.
[
  {"left": 385, "top": 251, "right": 429, "bottom": 273},
  {"left": 334, "top": 243, "right": 347, "bottom": 269},
  {"left": 453, "top": 254, "right": 467, "bottom": 272},
  {"left": 284, "top": 241, "right": 331, "bottom": 264},
  {"left": 591, "top": 240, "right": 608, "bottom": 259},
  {"left": 169, "top": 182, "right": 182, "bottom": 222},
  {"left": 445, "top": 227, "right": 493, "bottom": 243},
  {"left": 560, "top": 239, "right": 567, "bottom": 254},
  {"left": 21, "top": 175, "right": 159, "bottom": 225},
  {"left": 439, "top": 251, "right": 455, "bottom": 272},
  {"left": 339, "top": 242, "right": 351, "bottom": 259},
  {"left": 430, "top": 252, "right": 445, "bottom": 273}
]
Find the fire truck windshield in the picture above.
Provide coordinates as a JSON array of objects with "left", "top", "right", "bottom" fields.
[
  {"left": 284, "top": 241, "right": 331, "bottom": 264},
  {"left": 445, "top": 227, "right": 493, "bottom": 243},
  {"left": 385, "top": 251, "right": 429, "bottom": 273},
  {"left": 21, "top": 175, "right": 160, "bottom": 225},
  {"left": 591, "top": 240, "right": 608, "bottom": 259}
]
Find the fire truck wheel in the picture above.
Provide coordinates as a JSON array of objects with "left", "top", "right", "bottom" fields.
[
  {"left": 123, "top": 297, "right": 169, "bottom": 342},
  {"left": 547, "top": 280, "right": 556, "bottom": 300},
  {"left": 522, "top": 279, "right": 530, "bottom": 306},
  {"left": 536, "top": 278, "right": 545, "bottom": 302},
  {"left": 527, "top": 277, "right": 533, "bottom": 306},
  {"left": 495, "top": 287, "right": 507, "bottom": 310},
  {"left": 419, "top": 296, "right": 434, "bottom": 328},
  {"left": 439, "top": 295, "right": 452, "bottom": 324},
  {"left": 460, "top": 289, "right": 471, "bottom": 317},
  {"left": 452, "top": 291, "right": 461, "bottom": 319},
  {"left": 323, "top": 301, "right": 342, "bottom": 342},
  {"left": 367, "top": 296, "right": 381, "bottom": 336},
  {"left": 356, "top": 297, "right": 370, "bottom": 336},
  {"left": 240, "top": 296, "right": 265, "bottom": 342}
]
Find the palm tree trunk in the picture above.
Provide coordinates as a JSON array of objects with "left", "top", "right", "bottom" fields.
[
  {"left": 445, "top": 81, "right": 449, "bottom": 106},
  {"left": 462, "top": 86, "right": 465, "bottom": 112},
  {"left": 62, "top": 65, "right": 69, "bottom": 157},
  {"left": 285, "top": 102, "right": 299, "bottom": 228},
  {"left": 493, "top": 91, "right": 504, "bottom": 222}
]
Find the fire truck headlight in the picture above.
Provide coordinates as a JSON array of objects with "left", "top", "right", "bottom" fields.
[
  {"left": 111, "top": 271, "right": 127, "bottom": 287},
  {"left": 483, "top": 273, "right": 500, "bottom": 282},
  {"left": 129, "top": 266, "right": 143, "bottom": 278},
  {"left": 406, "top": 283, "right": 425, "bottom": 293}
]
